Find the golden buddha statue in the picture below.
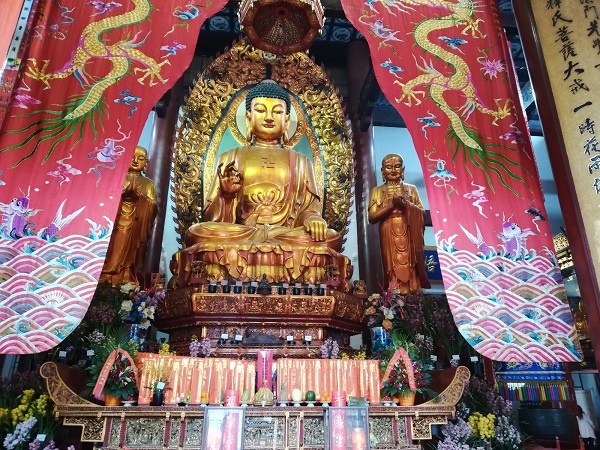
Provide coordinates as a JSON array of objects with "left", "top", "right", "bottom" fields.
[
  {"left": 171, "top": 80, "right": 350, "bottom": 288},
  {"left": 100, "top": 146, "right": 158, "bottom": 286},
  {"left": 369, "top": 154, "right": 430, "bottom": 293}
]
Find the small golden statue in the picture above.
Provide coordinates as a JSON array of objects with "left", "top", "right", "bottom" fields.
[
  {"left": 100, "top": 146, "right": 158, "bottom": 286},
  {"left": 353, "top": 279, "right": 367, "bottom": 296},
  {"left": 368, "top": 154, "right": 430, "bottom": 293},
  {"left": 171, "top": 80, "right": 350, "bottom": 288}
]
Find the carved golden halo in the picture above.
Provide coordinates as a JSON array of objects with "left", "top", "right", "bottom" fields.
[{"left": 172, "top": 38, "right": 353, "bottom": 248}]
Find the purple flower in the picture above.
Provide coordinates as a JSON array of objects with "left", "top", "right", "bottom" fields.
[
  {"left": 4, "top": 417, "right": 37, "bottom": 450},
  {"left": 189, "top": 338, "right": 201, "bottom": 357},
  {"left": 320, "top": 338, "right": 339, "bottom": 359},
  {"left": 200, "top": 338, "right": 212, "bottom": 357}
]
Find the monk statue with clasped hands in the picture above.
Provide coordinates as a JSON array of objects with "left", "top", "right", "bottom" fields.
[
  {"left": 171, "top": 80, "right": 350, "bottom": 288},
  {"left": 368, "top": 154, "right": 430, "bottom": 293}
]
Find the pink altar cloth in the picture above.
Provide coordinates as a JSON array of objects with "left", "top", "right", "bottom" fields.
[
  {"left": 277, "top": 359, "right": 381, "bottom": 404},
  {"left": 136, "top": 353, "right": 256, "bottom": 405}
]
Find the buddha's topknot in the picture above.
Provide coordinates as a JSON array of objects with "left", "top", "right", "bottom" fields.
[{"left": 245, "top": 80, "right": 291, "bottom": 112}]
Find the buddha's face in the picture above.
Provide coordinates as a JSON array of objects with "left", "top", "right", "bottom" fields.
[
  {"left": 129, "top": 147, "right": 148, "bottom": 173},
  {"left": 247, "top": 97, "right": 290, "bottom": 143},
  {"left": 381, "top": 155, "right": 404, "bottom": 182}
]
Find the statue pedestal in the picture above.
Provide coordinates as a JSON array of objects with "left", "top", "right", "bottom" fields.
[{"left": 156, "top": 285, "right": 365, "bottom": 357}]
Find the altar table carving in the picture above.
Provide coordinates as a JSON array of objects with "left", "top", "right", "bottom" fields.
[{"left": 42, "top": 362, "right": 469, "bottom": 448}]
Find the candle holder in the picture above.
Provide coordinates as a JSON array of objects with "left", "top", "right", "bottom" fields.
[
  {"left": 247, "top": 284, "right": 257, "bottom": 294},
  {"left": 286, "top": 336, "right": 295, "bottom": 345},
  {"left": 278, "top": 286, "right": 287, "bottom": 295},
  {"left": 316, "top": 286, "right": 326, "bottom": 296},
  {"left": 303, "top": 336, "right": 312, "bottom": 345},
  {"left": 222, "top": 283, "right": 231, "bottom": 293},
  {"left": 304, "top": 286, "right": 313, "bottom": 295},
  {"left": 208, "top": 283, "right": 218, "bottom": 293}
]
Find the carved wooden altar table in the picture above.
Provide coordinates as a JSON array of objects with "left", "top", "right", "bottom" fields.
[{"left": 41, "top": 362, "right": 469, "bottom": 449}]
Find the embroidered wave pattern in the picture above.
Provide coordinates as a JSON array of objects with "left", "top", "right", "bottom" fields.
[
  {"left": 439, "top": 247, "right": 580, "bottom": 362},
  {"left": 0, "top": 234, "right": 109, "bottom": 353}
]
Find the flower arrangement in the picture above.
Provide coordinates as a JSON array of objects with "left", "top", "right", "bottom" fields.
[
  {"left": 0, "top": 372, "right": 58, "bottom": 450},
  {"left": 29, "top": 441, "right": 75, "bottom": 450},
  {"left": 364, "top": 288, "right": 467, "bottom": 366},
  {"left": 158, "top": 343, "right": 176, "bottom": 355},
  {"left": 340, "top": 350, "right": 366, "bottom": 360},
  {"left": 320, "top": 338, "right": 340, "bottom": 359},
  {"left": 102, "top": 352, "right": 138, "bottom": 401},
  {"left": 363, "top": 292, "right": 397, "bottom": 329},
  {"left": 86, "top": 326, "right": 138, "bottom": 400},
  {"left": 381, "top": 357, "right": 435, "bottom": 398},
  {"left": 189, "top": 336, "right": 212, "bottom": 357},
  {"left": 438, "top": 376, "right": 523, "bottom": 450},
  {"left": 120, "top": 282, "right": 166, "bottom": 329}
]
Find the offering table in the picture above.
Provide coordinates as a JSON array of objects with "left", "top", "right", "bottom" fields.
[{"left": 41, "top": 362, "right": 469, "bottom": 449}]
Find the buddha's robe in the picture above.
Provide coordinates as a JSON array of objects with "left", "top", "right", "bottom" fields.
[
  {"left": 101, "top": 173, "right": 157, "bottom": 286},
  {"left": 178, "top": 145, "right": 345, "bottom": 283},
  {"left": 368, "top": 182, "right": 430, "bottom": 293}
]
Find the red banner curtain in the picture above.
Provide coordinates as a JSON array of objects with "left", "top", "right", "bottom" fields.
[
  {"left": 0, "top": 0, "right": 36, "bottom": 130},
  {"left": 342, "top": 0, "right": 580, "bottom": 361},
  {"left": 0, "top": 0, "right": 227, "bottom": 353}
]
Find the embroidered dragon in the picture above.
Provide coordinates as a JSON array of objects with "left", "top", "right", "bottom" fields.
[
  {"left": 356, "top": 0, "right": 527, "bottom": 196},
  {"left": 2, "top": 0, "right": 169, "bottom": 166}
]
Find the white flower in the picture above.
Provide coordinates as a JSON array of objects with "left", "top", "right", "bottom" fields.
[
  {"left": 120, "top": 282, "right": 136, "bottom": 293},
  {"left": 382, "top": 307, "right": 395, "bottom": 320},
  {"left": 139, "top": 317, "right": 151, "bottom": 329},
  {"left": 121, "top": 300, "right": 133, "bottom": 312}
]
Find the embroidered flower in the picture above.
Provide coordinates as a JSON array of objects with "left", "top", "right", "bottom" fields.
[{"left": 480, "top": 59, "right": 505, "bottom": 79}]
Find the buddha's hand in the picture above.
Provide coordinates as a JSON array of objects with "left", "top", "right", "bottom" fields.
[
  {"left": 304, "top": 217, "right": 327, "bottom": 241},
  {"left": 218, "top": 161, "right": 244, "bottom": 198}
]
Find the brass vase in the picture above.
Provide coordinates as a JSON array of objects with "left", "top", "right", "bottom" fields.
[
  {"left": 398, "top": 391, "right": 416, "bottom": 406},
  {"left": 104, "top": 394, "right": 122, "bottom": 406}
]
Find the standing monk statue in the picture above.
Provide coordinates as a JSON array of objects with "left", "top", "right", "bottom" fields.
[
  {"left": 100, "top": 146, "right": 158, "bottom": 286},
  {"left": 368, "top": 154, "right": 430, "bottom": 293},
  {"left": 171, "top": 80, "right": 350, "bottom": 287}
]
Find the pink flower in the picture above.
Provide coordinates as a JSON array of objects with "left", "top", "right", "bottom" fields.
[{"left": 480, "top": 59, "right": 505, "bottom": 79}]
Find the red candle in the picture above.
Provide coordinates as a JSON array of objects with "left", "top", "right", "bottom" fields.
[
  {"left": 224, "top": 389, "right": 239, "bottom": 406},
  {"left": 332, "top": 391, "right": 346, "bottom": 407}
]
